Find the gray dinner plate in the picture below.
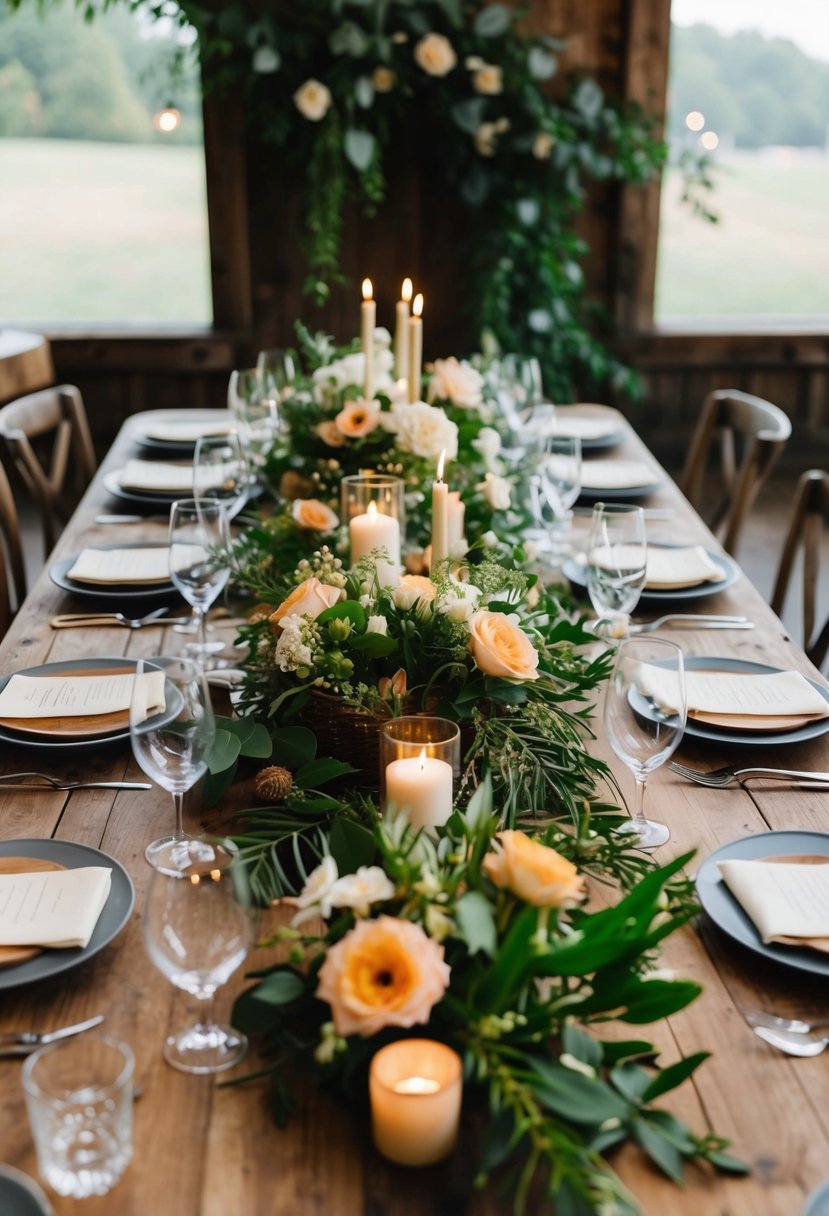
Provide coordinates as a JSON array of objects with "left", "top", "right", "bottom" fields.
[
  {"left": 0, "top": 1166, "right": 52, "bottom": 1215},
  {"left": 129, "top": 408, "right": 234, "bottom": 456},
  {"left": 696, "top": 831, "right": 829, "bottom": 979},
  {"left": 0, "top": 838, "right": 135, "bottom": 990},
  {"left": 562, "top": 543, "right": 739, "bottom": 605},
  {"left": 554, "top": 406, "right": 626, "bottom": 452},
  {"left": 577, "top": 478, "right": 662, "bottom": 503},
  {"left": 103, "top": 469, "right": 257, "bottom": 519},
  {"left": 50, "top": 542, "right": 179, "bottom": 606}
]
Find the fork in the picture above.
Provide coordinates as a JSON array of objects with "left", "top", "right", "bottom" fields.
[
  {"left": 630, "top": 614, "right": 752, "bottom": 634},
  {"left": 0, "top": 773, "right": 152, "bottom": 791},
  {"left": 669, "top": 761, "right": 829, "bottom": 787},
  {"left": 741, "top": 1010, "right": 829, "bottom": 1057},
  {"left": 741, "top": 1008, "right": 829, "bottom": 1036},
  {"left": 50, "top": 609, "right": 191, "bottom": 630}
]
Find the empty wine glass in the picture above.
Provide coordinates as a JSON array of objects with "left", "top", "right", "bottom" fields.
[
  {"left": 169, "top": 498, "right": 231, "bottom": 659},
  {"left": 603, "top": 638, "right": 686, "bottom": 847},
  {"left": 501, "top": 353, "right": 543, "bottom": 422},
  {"left": 542, "top": 436, "right": 582, "bottom": 558},
  {"left": 143, "top": 837, "right": 253, "bottom": 1073},
  {"left": 193, "top": 431, "right": 250, "bottom": 519},
  {"left": 129, "top": 656, "right": 215, "bottom": 873},
  {"left": 256, "top": 348, "right": 297, "bottom": 398},
  {"left": 227, "top": 367, "right": 279, "bottom": 472},
  {"left": 586, "top": 503, "right": 647, "bottom": 625}
]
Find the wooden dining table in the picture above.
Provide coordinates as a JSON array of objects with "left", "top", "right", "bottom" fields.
[{"left": 0, "top": 410, "right": 828, "bottom": 1216}]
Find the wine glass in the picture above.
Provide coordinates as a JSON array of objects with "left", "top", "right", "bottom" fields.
[
  {"left": 168, "top": 498, "right": 231, "bottom": 659},
  {"left": 586, "top": 503, "right": 647, "bottom": 625},
  {"left": 143, "top": 837, "right": 253, "bottom": 1073},
  {"left": 193, "top": 431, "right": 250, "bottom": 519},
  {"left": 129, "top": 656, "right": 215, "bottom": 873},
  {"left": 227, "top": 367, "right": 279, "bottom": 472},
  {"left": 500, "top": 354, "right": 543, "bottom": 423},
  {"left": 541, "top": 436, "right": 582, "bottom": 558},
  {"left": 256, "top": 348, "right": 297, "bottom": 398},
  {"left": 603, "top": 638, "right": 686, "bottom": 847}
]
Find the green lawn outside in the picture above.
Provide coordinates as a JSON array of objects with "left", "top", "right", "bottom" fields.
[
  {"left": 0, "top": 137, "right": 212, "bottom": 326},
  {"left": 656, "top": 151, "right": 829, "bottom": 318}
]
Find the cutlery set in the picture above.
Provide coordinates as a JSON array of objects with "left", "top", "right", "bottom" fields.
[
  {"left": 0, "top": 773, "right": 151, "bottom": 792},
  {"left": 50, "top": 610, "right": 192, "bottom": 630},
  {"left": 0, "top": 1015, "right": 105, "bottom": 1058},
  {"left": 741, "top": 1009, "right": 829, "bottom": 1057},
  {"left": 670, "top": 761, "right": 829, "bottom": 789}
]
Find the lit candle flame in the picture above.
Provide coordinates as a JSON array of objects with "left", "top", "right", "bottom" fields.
[
  {"left": 413, "top": 292, "right": 423, "bottom": 318},
  {"left": 367, "top": 500, "right": 378, "bottom": 519},
  {"left": 393, "top": 1075, "right": 441, "bottom": 1095},
  {"left": 418, "top": 746, "right": 426, "bottom": 771},
  {"left": 436, "top": 450, "right": 445, "bottom": 483},
  {"left": 362, "top": 278, "right": 373, "bottom": 301},
  {"left": 401, "top": 277, "right": 413, "bottom": 303}
]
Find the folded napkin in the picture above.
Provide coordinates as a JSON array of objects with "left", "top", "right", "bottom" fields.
[
  {"left": 0, "top": 866, "right": 111, "bottom": 949},
  {"left": 645, "top": 546, "right": 724, "bottom": 590},
  {"left": 580, "top": 460, "right": 655, "bottom": 490},
  {"left": 637, "top": 665, "right": 829, "bottom": 721},
  {"left": 0, "top": 671, "right": 166, "bottom": 720},
  {"left": 118, "top": 460, "right": 233, "bottom": 494},
  {"left": 718, "top": 858, "right": 829, "bottom": 952},
  {"left": 142, "top": 420, "right": 233, "bottom": 443},
  {"left": 68, "top": 547, "right": 172, "bottom": 586},
  {"left": 554, "top": 415, "right": 618, "bottom": 441}
]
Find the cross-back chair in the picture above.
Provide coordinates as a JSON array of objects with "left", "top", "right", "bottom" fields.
[
  {"left": 680, "top": 389, "right": 792, "bottom": 557},
  {"left": 771, "top": 468, "right": 829, "bottom": 669},
  {"left": 0, "top": 384, "right": 96, "bottom": 565},
  {"left": 0, "top": 459, "right": 26, "bottom": 638}
]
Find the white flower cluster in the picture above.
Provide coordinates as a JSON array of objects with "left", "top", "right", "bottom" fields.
[
  {"left": 311, "top": 328, "right": 396, "bottom": 406},
  {"left": 427, "top": 356, "right": 484, "bottom": 409},
  {"left": 292, "top": 856, "right": 395, "bottom": 926},
  {"left": 383, "top": 401, "right": 458, "bottom": 461},
  {"left": 274, "top": 613, "right": 316, "bottom": 674}
]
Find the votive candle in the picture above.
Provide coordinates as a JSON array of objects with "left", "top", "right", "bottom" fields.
[
  {"left": 385, "top": 746, "right": 453, "bottom": 830},
  {"left": 349, "top": 500, "right": 401, "bottom": 570},
  {"left": 370, "top": 1039, "right": 462, "bottom": 1166}
]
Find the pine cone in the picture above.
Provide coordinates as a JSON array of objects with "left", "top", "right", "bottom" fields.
[{"left": 255, "top": 765, "right": 293, "bottom": 803}]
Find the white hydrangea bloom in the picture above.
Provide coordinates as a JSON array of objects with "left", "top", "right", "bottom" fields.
[{"left": 274, "top": 613, "right": 314, "bottom": 673}]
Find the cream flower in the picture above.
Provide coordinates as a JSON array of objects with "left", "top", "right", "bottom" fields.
[
  {"left": 478, "top": 472, "right": 512, "bottom": 511},
  {"left": 533, "top": 131, "right": 556, "bottom": 160},
  {"left": 436, "top": 580, "right": 481, "bottom": 623},
  {"left": 468, "top": 610, "right": 539, "bottom": 681},
  {"left": 475, "top": 122, "right": 499, "bottom": 157},
  {"left": 335, "top": 398, "right": 381, "bottom": 438},
  {"left": 291, "top": 855, "right": 339, "bottom": 926},
  {"left": 328, "top": 866, "right": 396, "bottom": 917},
  {"left": 270, "top": 577, "right": 343, "bottom": 627},
  {"left": 294, "top": 79, "right": 332, "bottom": 122},
  {"left": 483, "top": 831, "right": 584, "bottom": 908},
  {"left": 472, "top": 64, "right": 503, "bottom": 95},
  {"left": 316, "top": 915, "right": 450, "bottom": 1037},
  {"left": 428, "top": 357, "right": 484, "bottom": 409},
  {"left": 317, "top": 420, "right": 347, "bottom": 448},
  {"left": 414, "top": 32, "right": 457, "bottom": 77},
  {"left": 291, "top": 498, "right": 339, "bottom": 532},
  {"left": 366, "top": 614, "right": 388, "bottom": 635},
  {"left": 384, "top": 402, "right": 458, "bottom": 461},
  {"left": 472, "top": 426, "right": 502, "bottom": 472},
  {"left": 393, "top": 574, "right": 437, "bottom": 613},
  {"left": 371, "top": 66, "right": 396, "bottom": 92}
]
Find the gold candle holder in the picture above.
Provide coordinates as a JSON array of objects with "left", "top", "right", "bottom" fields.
[
  {"left": 370, "top": 1039, "right": 462, "bottom": 1166},
  {"left": 380, "top": 716, "right": 460, "bottom": 831}
]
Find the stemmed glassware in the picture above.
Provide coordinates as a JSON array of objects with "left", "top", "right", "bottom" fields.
[
  {"left": 168, "top": 498, "right": 231, "bottom": 659},
  {"left": 193, "top": 430, "right": 250, "bottom": 520},
  {"left": 586, "top": 503, "right": 647, "bottom": 626},
  {"left": 541, "top": 435, "right": 582, "bottom": 559},
  {"left": 494, "top": 354, "right": 545, "bottom": 445},
  {"left": 603, "top": 638, "right": 686, "bottom": 848},
  {"left": 256, "top": 348, "right": 297, "bottom": 398},
  {"left": 143, "top": 837, "right": 253, "bottom": 1073},
  {"left": 129, "top": 657, "right": 215, "bottom": 873},
  {"left": 227, "top": 367, "right": 280, "bottom": 473}
]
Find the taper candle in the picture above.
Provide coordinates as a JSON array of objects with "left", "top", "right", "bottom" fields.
[
  {"left": 446, "top": 490, "right": 466, "bottom": 550},
  {"left": 394, "top": 277, "right": 412, "bottom": 384},
  {"left": 431, "top": 449, "right": 449, "bottom": 568},
  {"left": 361, "top": 278, "right": 376, "bottom": 401},
  {"left": 407, "top": 292, "right": 423, "bottom": 404}
]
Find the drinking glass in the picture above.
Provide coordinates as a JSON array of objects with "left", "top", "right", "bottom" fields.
[
  {"left": 603, "top": 638, "right": 686, "bottom": 847},
  {"left": 129, "top": 656, "right": 215, "bottom": 874},
  {"left": 227, "top": 366, "right": 279, "bottom": 471},
  {"left": 193, "top": 430, "right": 250, "bottom": 519},
  {"left": 168, "top": 498, "right": 231, "bottom": 658},
  {"left": 542, "top": 436, "right": 582, "bottom": 558},
  {"left": 256, "top": 347, "right": 297, "bottom": 397},
  {"left": 143, "top": 838, "right": 253, "bottom": 1074},
  {"left": 495, "top": 354, "right": 545, "bottom": 451},
  {"left": 22, "top": 1033, "right": 134, "bottom": 1198},
  {"left": 586, "top": 503, "right": 647, "bottom": 623}
]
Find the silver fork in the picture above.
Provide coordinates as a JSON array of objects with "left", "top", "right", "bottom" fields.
[
  {"left": 630, "top": 614, "right": 752, "bottom": 634},
  {"left": 669, "top": 761, "right": 829, "bottom": 788},
  {"left": 50, "top": 608, "right": 191, "bottom": 630},
  {"left": 0, "top": 773, "right": 152, "bottom": 791},
  {"left": 741, "top": 1010, "right": 829, "bottom": 1057}
]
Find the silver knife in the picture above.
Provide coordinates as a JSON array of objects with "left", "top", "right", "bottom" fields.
[
  {"left": 0, "top": 1014, "right": 105, "bottom": 1057},
  {"left": 0, "top": 780, "right": 152, "bottom": 791}
]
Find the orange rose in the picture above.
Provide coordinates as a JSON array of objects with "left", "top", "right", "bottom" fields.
[
  {"left": 335, "top": 399, "right": 381, "bottom": 438},
  {"left": 483, "top": 831, "right": 584, "bottom": 908},
  {"left": 468, "top": 611, "right": 538, "bottom": 681},
  {"left": 317, "top": 420, "right": 347, "bottom": 448},
  {"left": 269, "top": 577, "right": 343, "bottom": 627},
  {"left": 291, "top": 498, "right": 339, "bottom": 532},
  {"left": 378, "top": 668, "right": 407, "bottom": 700},
  {"left": 316, "top": 915, "right": 450, "bottom": 1037}
]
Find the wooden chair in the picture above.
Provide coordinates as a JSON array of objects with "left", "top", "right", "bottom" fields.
[
  {"left": 771, "top": 469, "right": 829, "bottom": 668},
  {"left": 0, "top": 384, "right": 96, "bottom": 562},
  {"left": 680, "top": 389, "right": 792, "bottom": 557},
  {"left": 0, "top": 460, "right": 26, "bottom": 638}
]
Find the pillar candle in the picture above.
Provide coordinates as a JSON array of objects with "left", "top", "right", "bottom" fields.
[
  {"left": 431, "top": 450, "right": 449, "bottom": 568},
  {"left": 361, "top": 278, "right": 376, "bottom": 401},
  {"left": 446, "top": 491, "right": 466, "bottom": 550},
  {"left": 394, "top": 278, "right": 412, "bottom": 383},
  {"left": 384, "top": 747, "right": 453, "bottom": 830},
  {"left": 370, "top": 1039, "right": 462, "bottom": 1167},
  {"left": 407, "top": 293, "right": 423, "bottom": 404},
  {"left": 349, "top": 500, "right": 401, "bottom": 569}
]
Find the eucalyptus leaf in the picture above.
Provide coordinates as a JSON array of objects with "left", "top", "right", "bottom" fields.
[
  {"left": 455, "top": 890, "right": 497, "bottom": 957},
  {"left": 250, "top": 969, "right": 306, "bottom": 1006},
  {"left": 572, "top": 77, "right": 604, "bottom": 122},
  {"left": 473, "top": 3, "right": 510, "bottom": 37},
  {"left": 344, "top": 128, "right": 376, "bottom": 172},
  {"left": 516, "top": 198, "right": 540, "bottom": 226},
  {"left": 271, "top": 725, "right": 317, "bottom": 768},
  {"left": 295, "top": 757, "right": 358, "bottom": 789},
  {"left": 528, "top": 1059, "right": 630, "bottom": 1125},
  {"left": 561, "top": 1022, "right": 602, "bottom": 1069},
  {"left": 354, "top": 75, "right": 374, "bottom": 109},
  {"left": 641, "top": 1051, "right": 709, "bottom": 1103},
  {"left": 329, "top": 20, "right": 369, "bottom": 57},
  {"left": 329, "top": 816, "right": 376, "bottom": 874},
  {"left": 633, "top": 1116, "right": 684, "bottom": 1184},
  {"left": 528, "top": 46, "right": 556, "bottom": 80},
  {"left": 451, "top": 97, "right": 486, "bottom": 136},
  {"left": 208, "top": 727, "right": 242, "bottom": 775}
]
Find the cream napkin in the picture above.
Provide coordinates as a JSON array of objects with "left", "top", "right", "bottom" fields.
[
  {"left": 0, "top": 867, "right": 111, "bottom": 949},
  {"left": 68, "top": 547, "right": 172, "bottom": 585},
  {"left": 142, "top": 420, "right": 233, "bottom": 443},
  {"left": 119, "top": 460, "right": 233, "bottom": 494},
  {"left": 554, "top": 415, "right": 618, "bottom": 441},
  {"left": 0, "top": 671, "right": 166, "bottom": 720},
  {"left": 718, "top": 859, "right": 829, "bottom": 952},
  {"left": 637, "top": 665, "right": 829, "bottom": 720},
  {"left": 645, "top": 546, "right": 724, "bottom": 590},
  {"left": 580, "top": 460, "right": 655, "bottom": 490}
]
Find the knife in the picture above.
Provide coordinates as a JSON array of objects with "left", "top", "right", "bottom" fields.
[
  {"left": 94, "top": 514, "right": 170, "bottom": 524},
  {"left": 0, "top": 1014, "right": 105, "bottom": 1057}
]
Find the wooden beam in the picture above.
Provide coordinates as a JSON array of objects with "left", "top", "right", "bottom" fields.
[{"left": 202, "top": 90, "right": 253, "bottom": 332}]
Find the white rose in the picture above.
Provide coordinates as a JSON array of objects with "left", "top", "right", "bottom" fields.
[
  {"left": 329, "top": 866, "right": 396, "bottom": 917},
  {"left": 437, "top": 578, "right": 481, "bottom": 622},
  {"left": 385, "top": 402, "right": 458, "bottom": 461},
  {"left": 294, "top": 79, "right": 332, "bottom": 122},
  {"left": 428, "top": 357, "right": 484, "bottom": 409},
  {"left": 472, "top": 64, "right": 503, "bottom": 95},
  {"left": 482, "top": 530, "right": 498, "bottom": 547},
  {"left": 478, "top": 472, "right": 512, "bottom": 511},
  {"left": 291, "top": 855, "right": 339, "bottom": 926},
  {"left": 373, "top": 326, "right": 392, "bottom": 349},
  {"left": 414, "top": 32, "right": 457, "bottom": 77},
  {"left": 472, "top": 425, "right": 502, "bottom": 471},
  {"left": 366, "top": 615, "right": 388, "bottom": 635}
]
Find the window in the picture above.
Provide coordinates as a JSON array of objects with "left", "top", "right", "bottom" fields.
[
  {"left": 0, "top": 2, "right": 211, "bottom": 326},
  {"left": 655, "top": 0, "right": 829, "bottom": 325}
]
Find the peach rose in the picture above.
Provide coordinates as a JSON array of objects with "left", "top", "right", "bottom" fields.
[
  {"left": 468, "top": 611, "right": 539, "bottom": 681},
  {"left": 533, "top": 131, "right": 556, "bottom": 160},
  {"left": 472, "top": 64, "right": 503, "bottom": 95},
  {"left": 316, "top": 915, "right": 450, "bottom": 1037},
  {"left": 269, "top": 577, "right": 342, "bottom": 627},
  {"left": 317, "top": 420, "right": 347, "bottom": 448},
  {"left": 393, "top": 574, "right": 437, "bottom": 613},
  {"left": 291, "top": 498, "right": 339, "bottom": 532},
  {"left": 413, "top": 32, "right": 457, "bottom": 77},
  {"left": 484, "top": 831, "right": 584, "bottom": 908},
  {"left": 335, "top": 399, "right": 381, "bottom": 438},
  {"left": 294, "top": 78, "right": 332, "bottom": 122},
  {"left": 371, "top": 66, "right": 396, "bottom": 93}
]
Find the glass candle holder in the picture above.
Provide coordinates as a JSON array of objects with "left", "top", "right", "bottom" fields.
[
  {"left": 341, "top": 474, "right": 405, "bottom": 573},
  {"left": 380, "top": 716, "right": 460, "bottom": 831},
  {"left": 370, "top": 1039, "right": 462, "bottom": 1167}
]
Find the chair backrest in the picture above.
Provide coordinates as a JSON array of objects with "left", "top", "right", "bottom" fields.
[
  {"left": 0, "top": 384, "right": 96, "bottom": 562},
  {"left": 770, "top": 468, "right": 829, "bottom": 668},
  {"left": 680, "top": 389, "right": 792, "bottom": 556}
]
